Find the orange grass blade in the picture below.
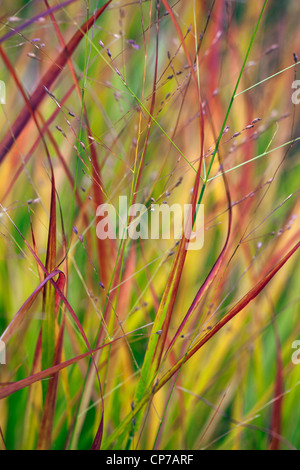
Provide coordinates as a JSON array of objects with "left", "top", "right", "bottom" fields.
[
  {"left": 0, "top": 270, "right": 63, "bottom": 344},
  {"left": 159, "top": 241, "right": 300, "bottom": 389},
  {"left": 102, "top": 239, "right": 300, "bottom": 448},
  {"left": 42, "top": 168, "right": 57, "bottom": 380},
  {"left": 0, "top": 337, "right": 120, "bottom": 400}
]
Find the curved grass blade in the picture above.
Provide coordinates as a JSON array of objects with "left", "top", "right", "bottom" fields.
[
  {"left": 102, "top": 239, "right": 300, "bottom": 448},
  {"left": 128, "top": 0, "right": 206, "bottom": 443},
  {"left": 1, "top": 270, "right": 64, "bottom": 344},
  {"left": 0, "top": 335, "right": 125, "bottom": 401}
]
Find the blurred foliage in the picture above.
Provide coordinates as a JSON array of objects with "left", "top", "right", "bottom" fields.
[{"left": 0, "top": 0, "right": 300, "bottom": 450}]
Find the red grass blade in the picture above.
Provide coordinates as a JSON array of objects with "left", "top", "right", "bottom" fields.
[
  {"left": 91, "top": 414, "right": 104, "bottom": 450},
  {"left": 0, "top": 334, "right": 127, "bottom": 400},
  {"left": 4, "top": 207, "right": 106, "bottom": 447},
  {"left": 0, "top": 0, "right": 80, "bottom": 45},
  {"left": 0, "top": 0, "right": 112, "bottom": 164},
  {"left": 144, "top": 0, "right": 206, "bottom": 378},
  {"left": 158, "top": 240, "right": 300, "bottom": 389},
  {"left": 1, "top": 85, "right": 75, "bottom": 202},
  {"left": 0, "top": 270, "right": 63, "bottom": 344}
]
